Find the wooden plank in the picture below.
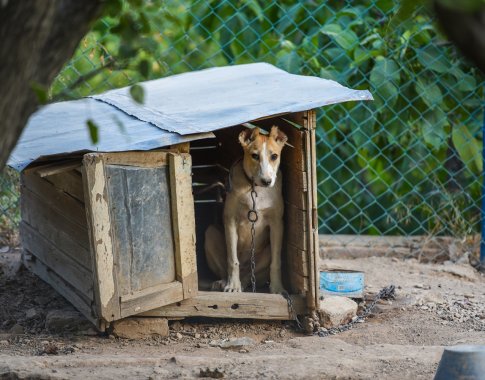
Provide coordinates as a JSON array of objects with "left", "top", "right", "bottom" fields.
[
  {"left": 120, "top": 282, "right": 184, "bottom": 318},
  {"left": 310, "top": 111, "right": 320, "bottom": 311},
  {"left": 140, "top": 291, "right": 307, "bottom": 320},
  {"left": 21, "top": 193, "right": 91, "bottom": 269},
  {"left": 22, "top": 249, "right": 99, "bottom": 329},
  {"left": 290, "top": 272, "right": 309, "bottom": 294},
  {"left": 20, "top": 222, "right": 94, "bottom": 299},
  {"left": 22, "top": 172, "right": 87, "bottom": 228},
  {"left": 287, "top": 243, "right": 308, "bottom": 277},
  {"left": 305, "top": 111, "right": 319, "bottom": 310},
  {"left": 171, "top": 142, "right": 190, "bottom": 154},
  {"left": 169, "top": 153, "right": 198, "bottom": 299},
  {"left": 44, "top": 170, "right": 84, "bottom": 203},
  {"left": 281, "top": 164, "right": 307, "bottom": 211},
  {"left": 31, "top": 160, "right": 82, "bottom": 178},
  {"left": 285, "top": 202, "right": 307, "bottom": 252},
  {"left": 102, "top": 151, "right": 168, "bottom": 167},
  {"left": 83, "top": 154, "right": 120, "bottom": 321},
  {"left": 21, "top": 188, "right": 90, "bottom": 251}
]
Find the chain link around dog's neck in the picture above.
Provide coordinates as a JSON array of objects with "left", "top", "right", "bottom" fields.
[{"left": 247, "top": 179, "right": 258, "bottom": 293}]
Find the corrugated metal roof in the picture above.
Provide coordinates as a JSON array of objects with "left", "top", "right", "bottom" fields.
[{"left": 8, "top": 63, "right": 372, "bottom": 171}]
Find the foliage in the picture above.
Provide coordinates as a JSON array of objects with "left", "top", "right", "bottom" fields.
[{"left": 49, "top": 0, "right": 484, "bottom": 236}]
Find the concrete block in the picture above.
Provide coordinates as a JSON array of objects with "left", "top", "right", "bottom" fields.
[
  {"left": 318, "top": 296, "right": 358, "bottom": 329},
  {"left": 111, "top": 317, "right": 169, "bottom": 339}
]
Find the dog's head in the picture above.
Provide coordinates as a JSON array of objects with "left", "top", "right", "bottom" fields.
[{"left": 239, "top": 126, "right": 288, "bottom": 187}]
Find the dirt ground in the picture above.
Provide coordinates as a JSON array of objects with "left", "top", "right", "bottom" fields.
[{"left": 0, "top": 237, "right": 484, "bottom": 379}]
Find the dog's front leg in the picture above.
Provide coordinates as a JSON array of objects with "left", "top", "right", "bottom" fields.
[
  {"left": 223, "top": 218, "right": 242, "bottom": 292},
  {"left": 269, "top": 219, "right": 285, "bottom": 294}
]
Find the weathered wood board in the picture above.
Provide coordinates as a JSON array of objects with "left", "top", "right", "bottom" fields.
[
  {"left": 141, "top": 291, "right": 306, "bottom": 320},
  {"left": 83, "top": 151, "right": 198, "bottom": 323}
]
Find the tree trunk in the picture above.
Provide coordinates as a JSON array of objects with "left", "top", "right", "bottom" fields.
[
  {"left": 0, "top": 0, "right": 102, "bottom": 169},
  {"left": 434, "top": 1, "right": 485, "bottom": 74}
]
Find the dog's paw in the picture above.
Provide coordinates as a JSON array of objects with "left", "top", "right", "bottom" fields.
[
  {"left": 211, "top": 280, "right": 227, "bottom": 291},
  {"left": 223, "top": 278, "right": 242, "bottom": 292},
  {"left": 270, "top": 282, "right": 286, "bottom": 294}
]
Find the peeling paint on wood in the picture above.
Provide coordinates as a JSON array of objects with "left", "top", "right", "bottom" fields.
[{"left": 90, "top": 159, "right": 115, "bottom": 309}]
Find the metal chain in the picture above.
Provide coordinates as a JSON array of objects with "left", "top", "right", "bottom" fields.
[
  {"left": 316, "top": 284, "right": 396, "bottom": 337},
  {"left": 247, "top": 181, "right": 258, "bottom": 293},
  {"left": 282, "top": 290, "right": 304, "bottom": 330}
]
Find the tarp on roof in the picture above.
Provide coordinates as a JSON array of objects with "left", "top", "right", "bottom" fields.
[
  {"left": 92, "top": 63, "right": 372, "bottom": 135},
  {"left": 8, "top": 63, "right": 372, "bottom": 171},
  {"left": 7, "top": 99, "right": 211, "bottom": 171}
]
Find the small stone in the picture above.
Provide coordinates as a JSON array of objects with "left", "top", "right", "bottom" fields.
[
  {"left": 175, "top": 332, "right": 183, "bottom": 340},
  {"left": 194, "top": 333, "right": 201, "bottom": 339},
  {"left": 108, "top": 334, "right": 115, "bottom": 340},
  {"left": 9, "top": 324, "right": 24, "bottom": 335},
  {"left": 318, "top": 297, "right": 358, "bottom": 329},
  {"left": 415, "top": 284, "right": 424, "bottom": 289},
  {"left": 45, "top": 310, "right": 92, "bottom": 333},
  {"left": 239, "top": 349, "right": 249, "bottom": 353},
  {"left": 0, "top": 340, "right": 9, "bottom": 346},
  {"left": 219, "top": 337, "right": 256, "bottom": 349},
  {"left": 262, "top": 340, "right": 274, "bottom": 344},
  {"left": 0, "top": 246, "right": 9, "bottom": 253},
  {"left": 25, "top": 308, "right": 38, "bottom": 319}
]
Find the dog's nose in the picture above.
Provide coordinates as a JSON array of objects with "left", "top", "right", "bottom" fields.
[{"left": 261, "top": 178, "right": 272, "bottom": 187}]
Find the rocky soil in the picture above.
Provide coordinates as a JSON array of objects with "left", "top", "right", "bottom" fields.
[{"left": 0, "top": 240, "right": 484, "bottom": 379}]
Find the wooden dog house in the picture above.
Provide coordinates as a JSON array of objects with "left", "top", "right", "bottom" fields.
[{"left": 9, "top": 63, "right": 372, "bottom": 330}]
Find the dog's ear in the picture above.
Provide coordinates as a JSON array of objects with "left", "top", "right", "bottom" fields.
[
  {"left": 239, "top": 128, "right": 260, "bottom": 147},
  {"left": 270, "top": 126, "right": 288, "bottom": 146}
]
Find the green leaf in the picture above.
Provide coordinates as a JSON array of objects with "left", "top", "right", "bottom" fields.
[
  {"left": 138, "top": 59, "right": 150, "bottom": 78},
  {"left": 458, "top": 73, "right": 477, "bottom": 92},
  {"left": 414, "top": 79, "right": 443, "bottom": 107},
  {"left": 129, "top": 84, "right": 145, "bottom": 104},
  {"left": 87, "top": 119, "right": 99, "bottom": 144},
  {"left": 245, "top": 0, "right": 264, "bottom": 22},
  {"left": 417, "top": 109, "right": 448, "bottom": 150},
  {"left": 417, "top": 45, "right": 450, "bottom": 73},
  {"left": 30, "top": 82, "right": 48, "bottom": 104},
  {"left": 387, "top": 0, "right": 421, "bottom": 30},
  {"left": 321, "top": 23, "right": 358, "bottom": 51},
  {"left": 277, "top": 51, "right": 302, "bottom": 74},
  {"left": 452, "top": 124, "right": 482, "bottom": 174},
  {"left": 369, "top": 58, "right": 400, "bottom": 107},
  {"left": 112, "top": 115, "right": 126, "bottom": 134}
]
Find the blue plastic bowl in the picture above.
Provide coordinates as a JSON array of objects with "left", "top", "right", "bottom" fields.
[{"left": 320, "top": 270, "right": 364, "bottom": 298}]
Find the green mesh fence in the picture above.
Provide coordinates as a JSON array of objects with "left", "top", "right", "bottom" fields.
[{"left": 2, "top": 0, "right": 484, "bottom": 261}]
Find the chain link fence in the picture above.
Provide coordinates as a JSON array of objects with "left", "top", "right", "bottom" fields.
[{"left": 2, "top": 0, "right": 484, "bottom": 262}]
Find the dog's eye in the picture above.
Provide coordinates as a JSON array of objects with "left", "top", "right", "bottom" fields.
[
  {"left": 251, "top": 153, "right": 259, "bottom": 160},
  {"left": 270, "top": 154, "right": 278, "bottom": 161}
]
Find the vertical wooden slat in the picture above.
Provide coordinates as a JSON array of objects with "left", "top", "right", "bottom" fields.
[
  {"left": 83, "top": 154, "right": 120, "bottom": 321},
  {"left": 303, "top": 110, "right": 319, "bottom": 310},
  {"left": 168, "top": 153, "right": 198, "bottom": 299}
]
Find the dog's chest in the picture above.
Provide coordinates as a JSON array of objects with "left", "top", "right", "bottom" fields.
[{"left": 226, "top": 185, "right": 282, "bottom": 226}]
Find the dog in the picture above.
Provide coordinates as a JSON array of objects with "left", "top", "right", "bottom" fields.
[{"left": 205, "top": 126, "right": 288, "bottom": 293}]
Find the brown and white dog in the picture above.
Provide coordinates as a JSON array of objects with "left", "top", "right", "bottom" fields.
[{"left": 205, "top": 126, "right": 288, "bottom": 293}]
